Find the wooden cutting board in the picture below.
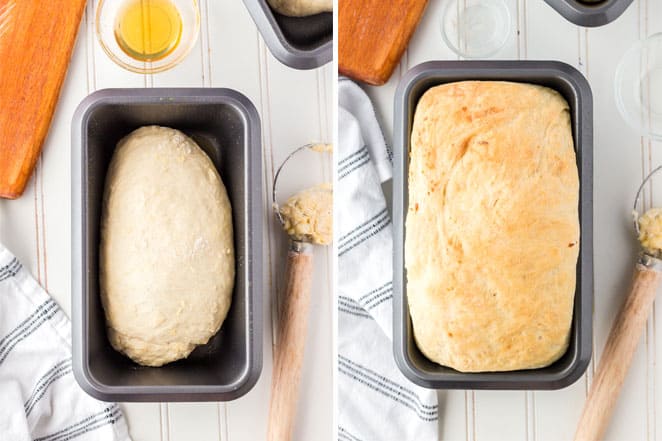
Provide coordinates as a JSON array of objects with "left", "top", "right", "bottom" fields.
[
  {"left": 0, "top": 0, "right": 86, "bottom": 199},
  {"left": 339, "top": 0, "right": 428, "bottom": 86}
]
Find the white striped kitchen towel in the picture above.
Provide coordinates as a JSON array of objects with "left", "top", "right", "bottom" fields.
[
  {"left": 337, "top": 78, "right": 438, "bottom": 441},
  {"left": 0, "top": 244, "right": 131, "bottom": 441}
]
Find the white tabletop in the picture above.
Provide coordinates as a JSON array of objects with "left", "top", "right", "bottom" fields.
[
  {"left": 5, "top": 0, "right": 661, "bottom": 439},
  {"left": 364, "top": 0, "right": 661, "bottom": 440},
  {"left": 0, "top": 1, "right": 332, "bottom": 440}
]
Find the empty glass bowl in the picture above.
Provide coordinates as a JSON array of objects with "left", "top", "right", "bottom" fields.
[
  {"left": 96, "top": 0, "right": 200, "bottom": 74},
  {"left": 440, "top": 0, "right": 512, "bottom": 59},
  {"left": 615, "top": 33, "right": 662, "bottom": 140}
]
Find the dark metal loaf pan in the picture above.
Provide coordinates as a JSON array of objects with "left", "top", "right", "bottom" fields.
[
  {"left": 242, "top": 0, "right": 331, "bottom": 69},
  {"left": 393, "top": 61, "right": 593, "bottom": 390},
  {"left": 544, "top": 0, "right": 633, "bottom": 27},
  {"left": 71, "top": 88, "right": 263, "bottom": 401}
]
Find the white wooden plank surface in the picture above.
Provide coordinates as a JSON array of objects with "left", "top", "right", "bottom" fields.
[
  {"left": 167, "top": 403, "right": 221, "bottom": 440},
  {"left": 587, "top": 4, "right": 645, "bottom": 441},
  {"left": 363, "top": 0, "right": 662, "bottom": 440},
  {"left": 524, "top": 3, "right": 588, "bottom": 441},
  {"left": 6, "top": 0, "right": 662, "bottom": 438},
  {"left": 640, "top": 3, "right": 662, "bottom": 441},
  {"left": 0, "top": 0, "right": 332, "bottom": 439}
]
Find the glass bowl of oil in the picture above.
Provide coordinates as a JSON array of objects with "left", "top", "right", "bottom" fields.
[{"left": 96, "top": 0, "right": 200, "bottom": 74}]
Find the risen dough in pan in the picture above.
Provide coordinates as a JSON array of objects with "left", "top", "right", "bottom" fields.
[
  {"left": 100, "top": 126, "right": 235, "bottom": 367},
  {"left": 267, "top": 0, "right": 332, "bottom": 17},
  {"left": 406, "top": 81, "right": 579, "bottom": 372}
]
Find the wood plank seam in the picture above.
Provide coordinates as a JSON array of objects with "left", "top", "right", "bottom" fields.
[
  {"left": 316, "top": 69, "right": 326, "bottom": 142},
  {"left": 464, "top": 390, "right": 470, "bottom": 441},
  {"left": 471, "top": 390, "right": 477, "bottom": 441},
  {"left": 517, "top": 0, "right": 529, "bottom": 60},
  {"left": 39, "top": 156, "right": 48, "bottom": 291},
  {"left": 255, "top": 32, "right": 277, "bottom": 441},
  {"left": 516, "top": 3, "right": 533, "bottom": 439},
  {"left": 32, "top": 173, "right": 41, "bottom": 285},
  {"left": 317, "top": 66, "right": 332, "bottom": 187},
  {"left": 198, "top": 0, "right": 209, "bottom": 87},
  {"left": 462, "top": 389, "right": 477, "bottom": 441},
  {"left": 516, "top": 2, "right": 523, "bottom": 76},
  {"left": 256, "top": 39, "right": 279, "bottom": 348},
  {"left": 159, "top": 404, "right": 165, "bottom": 441},
  {"left": 527, "top": 391, "right": 536, "bottom": 441},
  {"left": 86, "top": 4, "right": 96, "bottom": 92},
  {"left": 217, "top": 401, "right": 228, "bottom": 441},
  {"left": 525, "top": 391, "right": 529, "bottom": 441},
  {"left": 204, "top": 0, "right": 213, "bottom": 87},
  {"left": 160, "top": 403, "right": 170, "bottom": 441}
]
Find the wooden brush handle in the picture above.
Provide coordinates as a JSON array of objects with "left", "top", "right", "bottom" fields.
[
  {"left": 267, "top": 241, "right": 314, "bottom": 441},
  {"left": 575, "top": 259, "right": 662, "bottom": 441}
]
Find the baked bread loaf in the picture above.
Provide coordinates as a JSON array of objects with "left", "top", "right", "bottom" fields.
[
  {"left": 405, "top": 81, "right": 579, "bottom": 372},
  {"left": 100, "top": 126, "right": 235, "bottom": 367}
]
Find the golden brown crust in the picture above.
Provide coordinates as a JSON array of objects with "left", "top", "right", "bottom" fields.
[{"left": 405, "top": 81, "right": 579, "bottom": 372}]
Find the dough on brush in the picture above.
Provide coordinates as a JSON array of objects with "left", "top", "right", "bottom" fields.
[
  {"left": 638, "top": 208, "right": 662, "bottom": 256},
  {"left": 100, "top": 126, "right": 235, "bottom": 367},
  {"left": 406, "top": 81, "right": 579, "bottom": 372},
  {"left": 279, "top": 183, "right": 332, "bottom": 245},
  {"left": 267, "top": 0, "right": 332, "bottom": 17}
]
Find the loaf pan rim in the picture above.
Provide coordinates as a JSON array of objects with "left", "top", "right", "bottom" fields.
[
  {"left": 392, "top": 60, "right": 594, "bottom": 390},
  {"left": 542, "top": 0, "right": 633, "bottom": 27},
  {"left": 241, "top": 0, "right": 331, "bottom": 70},
  {"left": 71, "top": 87, "right": 263, "bottom": 402}
]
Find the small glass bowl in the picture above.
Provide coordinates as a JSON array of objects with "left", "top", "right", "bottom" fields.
[
  {"left": 96, "top": 0, "right": 200, "bottom": 74},
  {"left": 615, "top": 33, "right": 662, "bottom": 140},
  {"left": 440, "top": 0, "right": 512, "bottom": 59}
]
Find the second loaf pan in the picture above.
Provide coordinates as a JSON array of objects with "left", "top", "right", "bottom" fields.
[
  {"left": 242, "top": 0, "right": 332, "bottom": 69},
  {"left": 393, "top": 61, "right": 593, "bottom": 390},
  {"left": 544, "top": 0, "right": 633, "bottom": 27},
  {"left": 71, "top": 88, "right": 263, "bottom": 401}
]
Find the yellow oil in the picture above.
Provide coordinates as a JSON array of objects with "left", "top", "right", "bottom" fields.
[{"left": 114, "top": 0, "right": 183, "bottom": 62}]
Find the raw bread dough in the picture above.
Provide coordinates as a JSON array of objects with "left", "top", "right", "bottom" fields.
[
  {"left": 100, "top": 126, "right": 235, "bottom": 367},
  {"left": 638, "top": 208, "right": 662, "bottom": 255},
  {"left": 406, "top": 81, "right": 579, "bottom": 372},
  {"left": 267, "top": 0, "right": 332, "bottom": 17},
  {"left": 279, "top": 183, "right": 332, "bottom": 245}
]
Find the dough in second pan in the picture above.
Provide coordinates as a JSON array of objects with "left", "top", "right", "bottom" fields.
[{"left": 267, "top": 0, "right": 332, "bottom": 17}]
